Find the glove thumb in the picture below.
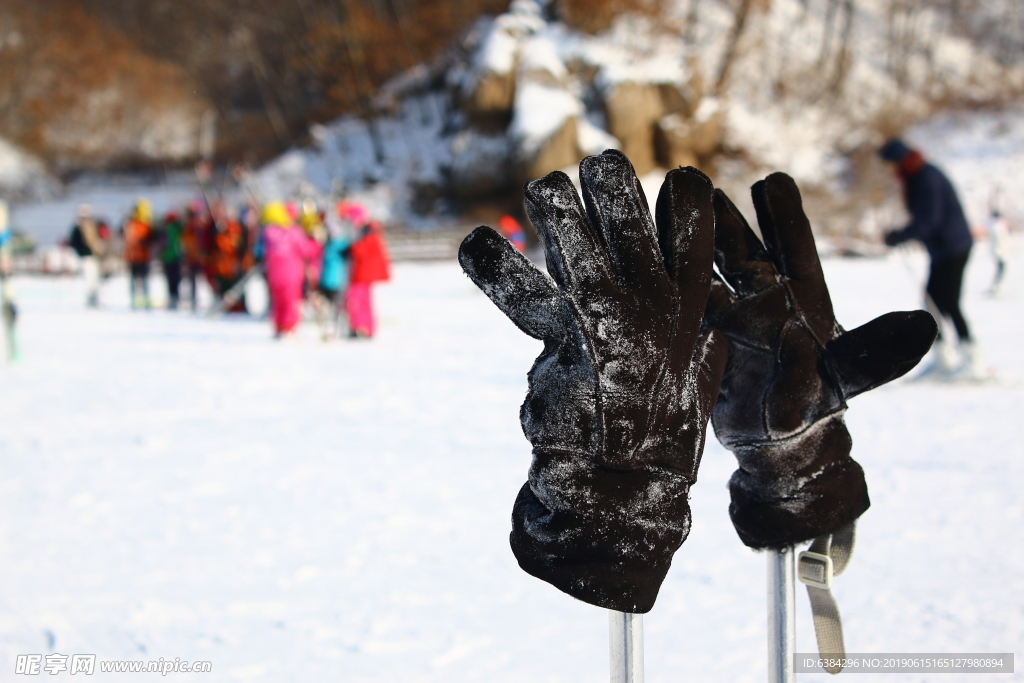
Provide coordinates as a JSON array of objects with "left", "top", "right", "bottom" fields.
[{"left": 827, "top": 310, "right": 938, "bottom": 399}]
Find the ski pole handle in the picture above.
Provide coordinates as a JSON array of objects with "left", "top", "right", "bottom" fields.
[
  {"left": 609, "top": 611, "right": 644, "bottom": 683},
  {"left": 767, "top": 546, "right": 796, "bottom": 683}
]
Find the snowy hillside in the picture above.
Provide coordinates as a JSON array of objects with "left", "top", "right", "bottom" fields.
[
  {"left": 1, "top": 241, "right": 1022, "bottom": 681},
  {"left": 255, "top": 0, "right": 1024, "bottom": 232}
]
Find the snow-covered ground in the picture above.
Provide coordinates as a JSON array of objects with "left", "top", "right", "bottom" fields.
[{"left": 0, "top": 238, "right": 1021, "bottom": 682}]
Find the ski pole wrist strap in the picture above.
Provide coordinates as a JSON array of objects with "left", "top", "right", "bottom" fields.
[{"left": 797, "top": 521, "right": 856, "bottom": 675}]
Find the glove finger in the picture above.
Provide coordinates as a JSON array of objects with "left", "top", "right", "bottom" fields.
[
  {"left": 524, "top": 170, "right": 614, "bottom": 296},
  {"left": 827, "top": 310, "right": 938, "bottom": 399},
  {"left": 704, "top": 273, "right": 736, "bottom": 320},
  {"left": 712, "top": 188, "right": 777, "bottom": 295},
  {"left": 655, "top": 166, "right": 716, "bottom": 341},
  {"left": 459, "top": 226, "right": 566, "bottom": 341},
  {"left": 752, "top": 173, "right": 836, "bottom": 341},
  {"left": 693, "top": 327, "right": 729, "bottom": 422},
  {"left": 579, "top": 150, "right": 670, "bottom": 293}
]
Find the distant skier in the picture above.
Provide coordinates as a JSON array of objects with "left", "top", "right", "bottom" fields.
[
  {"left": 497, "top": 214, "right": 526, "bottom": 252},
  {"left": 182, "top": 199, "right": 212, "bottom": 311},
  {"left": 210, "top": 204, "right": 247, "bottom": 312},
  {"left": 879, "top": 139, "right": 986, "bottom": 380},
  {"left": 240, "top": 204, "right": 260, "bottom": 274},
  {"left": 300, "top": 199, "right": 327, "bottom": 244},
  {"left": 260, "top": 201, "right": 321, "bottom": 338},
  {"left": 122, "top": 199, "right": 154, "bottom": 310},
  {"left": 0, "top": 199, "right": 17, "bottom": 361},
  {"left": 985, "top": 199, "right": 1010, "bottom": 297},
  {"left": 343, "top": 203, "right": 390, "bottom": 339},
  {"left": 68, "top": 203, "right": 107, "bottom": 308},
  {"left": 313, "top": 203, "right": 354, "bottom": 340},
  {"left": 156, "top": 210, "right": 184, "bottom": 310}
]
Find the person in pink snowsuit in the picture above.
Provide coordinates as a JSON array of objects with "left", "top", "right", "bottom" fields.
[{"left": 260, "top": 202, "right": 321, "bottom": 336}]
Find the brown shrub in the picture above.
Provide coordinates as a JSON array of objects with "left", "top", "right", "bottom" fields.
[
  {"left": 557, "top": 0, "right": 665, "bottom": 34},
  {"left": 0, "top": 1, "right": 205, "bottom": 170}
]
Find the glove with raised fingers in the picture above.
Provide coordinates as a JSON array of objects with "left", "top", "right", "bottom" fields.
[
  {"left": 459, "top": 151, "right": 727, "bottom": 613},
  {"left": 705, "top": 173, "right": 938, "bottom": 549}
]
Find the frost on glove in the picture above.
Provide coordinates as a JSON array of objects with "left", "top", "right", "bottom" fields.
[
  {"left": 705, "top": 173, "right": 937, "bottom": 549},
  {"left": 458, "top": 151, "right": 727, "bottom": 613}
]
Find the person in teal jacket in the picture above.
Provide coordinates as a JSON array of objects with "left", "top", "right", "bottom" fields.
[{"left": 314, "top": 216, "right": 353, "bottom": 339}]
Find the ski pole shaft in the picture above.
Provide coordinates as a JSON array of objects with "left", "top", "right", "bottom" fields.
[
  {"left": 609, "top": 610, "right": 644, "bottom": 683},
  {"left": 767, "top": 546, "right": 796, "bottom": 683}
]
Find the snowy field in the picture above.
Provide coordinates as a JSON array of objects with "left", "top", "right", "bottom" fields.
[{"left": 1, "top": 244, "right": 1022, "bottom": 682}]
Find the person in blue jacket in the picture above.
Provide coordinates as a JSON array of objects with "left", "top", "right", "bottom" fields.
[
  {"left": 880, "top": 139, "right": 985, "bottom": 380},
  {"left": 314, "top": 211, "right": 353, "bottom": 340}
]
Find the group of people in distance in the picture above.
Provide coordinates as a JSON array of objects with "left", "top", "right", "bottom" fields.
[
  {"left": 260, "top": 198, "right": 390, "bottom": 339},
  {"left": 61, "top": 138, "right": 1007, "bottom": 357},
  {"left": 67, "top": 196, "right": 391, "bottom": 340}
]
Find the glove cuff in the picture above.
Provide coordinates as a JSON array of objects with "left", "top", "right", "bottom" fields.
[
  {"left": 726, "top": 414, "right": 869, "bottom": 549},
  {"left": 510, "top": 475, "right": 690, "bottom": 613}
]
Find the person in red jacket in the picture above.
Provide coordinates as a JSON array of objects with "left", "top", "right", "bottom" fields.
[
  {"left": 210, "top": 207, "right": 247, "bottom": 312},
  {"left": 182, "top": 200, "right": 211, "bottom": 311},
  {"left": 345, "top": 220, "right": 390, "bottom": 338},
  {"left": 497, "top": 214, "right": 526, "bottom": 252}
]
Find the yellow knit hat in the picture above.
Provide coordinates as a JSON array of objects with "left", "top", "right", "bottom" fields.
[
  {"left": 260, "top": 202, "right": 291, "bottom": 227},
  {"left": 134, "top": 198, "right": 152, "bottom": 224}
]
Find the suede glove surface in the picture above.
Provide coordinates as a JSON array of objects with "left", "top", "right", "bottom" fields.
[
  {"left": 705, "top": 173, "right": 937, "bottom": 549},
  {"left": 459, "top": 151, "right": 727, "bottom": 613}
]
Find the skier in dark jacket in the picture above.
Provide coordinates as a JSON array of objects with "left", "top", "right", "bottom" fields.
[
  {"left": 68, "top": 203, "right": 107, "bottom": 308},
  {"left": 879, "top": 139, "right": 985, "bottom": 380}
]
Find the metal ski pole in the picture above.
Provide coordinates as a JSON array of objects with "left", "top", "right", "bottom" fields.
[
  {"left": 609, "top": 611, "right": 644, "bottom": 683},
  {"left": 767, "top": 546, "right": 796, "bottom": 683}
]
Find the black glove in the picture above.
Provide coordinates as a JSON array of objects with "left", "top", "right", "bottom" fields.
[
  {"left": 883, "top": 229, "right": 902, "bottom": 247},
  {"left": 705, "top": 173, "right": 937, "bottom": 549},
  {"left": 458, "top": 151, "right": 728, "bottom": 613}
]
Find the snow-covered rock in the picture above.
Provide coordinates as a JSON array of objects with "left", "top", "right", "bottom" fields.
[
  {"left": 249, "top": 0, "right": 1024, "bottom": 231},
  {"left": 447, "top": 130, "right": 514, "bottom": 198},
  {"left": 0, "top": 137, "right": 58, "bottom": 200}
]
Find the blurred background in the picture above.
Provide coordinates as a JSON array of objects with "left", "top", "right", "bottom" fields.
[{"left": 0, "top": 0, "right": 1022, "bottom": 242}]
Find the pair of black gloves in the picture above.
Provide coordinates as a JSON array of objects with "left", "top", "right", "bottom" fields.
[{"left": 459, "top": 151, "right": 937, "bottom": 613}]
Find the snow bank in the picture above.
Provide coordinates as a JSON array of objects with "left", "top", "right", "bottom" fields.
[
  {"left": 0, "top": 137, "right": 57, "bottom": 200},
  {"left": 510, "top": 82, "right": 582, "bottom": 156}
]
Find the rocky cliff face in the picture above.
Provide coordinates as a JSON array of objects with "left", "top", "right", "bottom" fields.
[
  {"left": 447, "top": 0, "right": 723, "bottom": 192},
  {"left": 256, "top": 0, "right": 1024, "bottom": 234}
]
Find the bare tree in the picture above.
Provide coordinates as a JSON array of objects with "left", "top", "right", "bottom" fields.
[{"left": 714, "top": 0, "right": 756, "bottom": 94}]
